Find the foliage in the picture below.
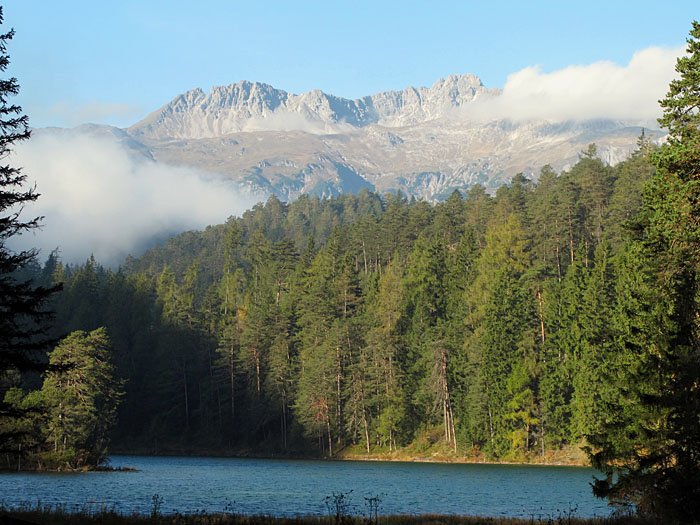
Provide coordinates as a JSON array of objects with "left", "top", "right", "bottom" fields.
[
  {"left": 39, "top": 328, "right": 123, "bottom": 468},
  {"left": 586, "top": 21, "right": 700, "bottom": 521},
  {"left": 16, "top": 137, "right": 661, "bottom": 466},
  {"left": 0, "top": 5, "right": 59, "bottom": 455},
  {"left": 2, "top": 328, "right": 124, "bottom": 469}
]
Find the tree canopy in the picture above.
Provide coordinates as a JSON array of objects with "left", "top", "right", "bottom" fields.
[{"left": 587, "top": 21, "right": 700, "bottom": 521}]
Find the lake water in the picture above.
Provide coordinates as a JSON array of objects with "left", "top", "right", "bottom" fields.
[{"left": 0, "top": 455, "right": 611, "bottom": 519}]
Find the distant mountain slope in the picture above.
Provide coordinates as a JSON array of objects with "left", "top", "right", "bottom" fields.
[{"left": 52, "top": 75, "right": 666, "bottom": 201}]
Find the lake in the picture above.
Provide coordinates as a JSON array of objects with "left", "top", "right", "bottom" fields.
[{"left": 0, "top": 455, "right": 611, "bottom": 519}]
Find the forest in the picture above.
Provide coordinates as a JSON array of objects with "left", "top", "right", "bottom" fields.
[{"left": 6, "top": 139, "right": 653, "bottom": 463}]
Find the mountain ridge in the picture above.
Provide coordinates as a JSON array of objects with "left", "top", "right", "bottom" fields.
[
  {"left": 127, "top": 74, "right": 496, "bottom": 139},
  {"left": 47, "top": 74, "right": 663, "bottom": 201}
]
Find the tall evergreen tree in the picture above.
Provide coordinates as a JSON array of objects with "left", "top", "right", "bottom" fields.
[
  {"left": 364, "top": 260, "right": 406, "bottom": 451},
  {"left": 588, "top": 22, "right": 700, "bottom": 520},
  {"left": 0, "top": 8, "right": 59, "bottom": 453},
  {"left": 39, "top": 328, "right": 123, "bottom": 469}
]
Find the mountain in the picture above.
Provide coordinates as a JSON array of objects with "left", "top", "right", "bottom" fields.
[
  {"left": 128, "top": 74, "right": 494, "bottom": 138},
  {"left": 63, "top": 75, "right": 666, "bottom": 201}
]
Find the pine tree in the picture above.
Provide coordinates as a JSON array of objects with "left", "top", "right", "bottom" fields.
[
  {"left": 607, "top": 132, "right": 656, "bottom": 251},
  {"left": 0, "top": 7, "right": 59, "bottom": 453},
  {"left": 365, "top": 260, "right": 406, "bottom": 451},
  {"left": 588, "top": 22, "right": 700, "bottom": 520},
  {"left": 40, "top": 328, "right": 123, "bottom": 468},
  {"left": 294, "top": 235, "right": 345, "bottom": 454}
]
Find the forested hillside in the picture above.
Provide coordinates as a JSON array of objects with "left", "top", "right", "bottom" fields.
[{"left": 14, "top": 137, "right": 657, "bottom": 461}]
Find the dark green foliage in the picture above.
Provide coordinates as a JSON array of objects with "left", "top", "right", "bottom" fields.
[
  {"left": 18, "top": 135, "right": 662, "bottom": 462},
  {"left": 40, "top": 328, "right": 123, "bottom": 468},
  {"left": 3, "top": 328, "right": 124, "bottom": 469},
  {"left": 587, "top": 22, "right": 700, "bottom": 520},
  {"left": 0, "top": 7, "right": 59, "bottom": 455},
  {"left": 5, "top": 124, "right": 663, "bottom": 472}
]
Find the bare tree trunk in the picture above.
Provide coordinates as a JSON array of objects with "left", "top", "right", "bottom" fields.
[
  {"left": 448, "top": 402, "right": 457, "bottom": 452},
  {"left": 526, "top": 422, "right": 531, "bottom": 452},
  {"left": 439, "top": 350, "right": 457, "bottom": 452},
  {"left": 362, "top": 240, "right": 368, "bottom": 275},
  {"left": 327, "top": 416, "right": 333, "bottom": 457},
  {"left": 485, "top": 385, "right": 495, "bottom": 451},
  {"left": 555, "top": 245, "right": 562, "bottom": 282},
  {"left": 336, "top": 346, "right": 342, "bottom": 445},
  {"left": 255, "top": 349, "right": 261, "bottom": 394},
  {"left": 362, "top": 405, "right": 371, "bottom": 454},
  {"left": 568, "top": 211, "right": 575, "bottom": 264},
  {"left": 359, "top": 374, "right": 371, "bottom": 453},
  {"left": 540, "top": 416, "right": 546, "bottom": 457},
  {"left": 537, "top": 286, "right": 546, "bottom": 345}
]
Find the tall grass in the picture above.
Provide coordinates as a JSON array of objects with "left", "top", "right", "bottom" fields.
[{"left": 0, "top": 501, "right": 687, "bottom": 525}]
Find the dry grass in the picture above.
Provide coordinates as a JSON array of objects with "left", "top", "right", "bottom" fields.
[
  {"left": 334, "top": 432, "right": 589, "bottom": 468},
  {"left": 0, "top": 504, "right": 688, "bottom": 525}
]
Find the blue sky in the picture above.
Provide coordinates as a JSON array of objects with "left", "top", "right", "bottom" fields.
[{"left": 3, "top": 1, "right": 698, "bottom": 129}]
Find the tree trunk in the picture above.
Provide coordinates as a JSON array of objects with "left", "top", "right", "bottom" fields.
[
  {"left": 336, "top": 346, "right": 342, "bottom": 444},
  {"left": 255, "top": 348, "right": 261, "bottom": 394},
  {"left": 360, "top": 380, "right": 370, "bottom": 453},
  {"left": 568, "top": 210, "right": 575, "bottom": 264},
  {"left": 555, "top": 218, "right": 563, "bottom": 282},
  {"left": 326, "top": 416, "right": 333, "bottom": 457},
  {"left": 362, "top": 240, "right": 368, "bottom": 275},
  {"left": 537, "top": 286, "right": 546, "bottom": 345}
]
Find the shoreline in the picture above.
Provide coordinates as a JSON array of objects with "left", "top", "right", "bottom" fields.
[
  {"left": 3, "top": 443, "right": 590, "bottom": 472},
  {"left": 107, "top": 444, "right": 590, "bottom": 469}
]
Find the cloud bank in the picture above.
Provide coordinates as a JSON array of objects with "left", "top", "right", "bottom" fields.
[
  {"left": 467, "top": 46, "right": 684, "bottom": 123},
  {"left": 9, "top": 131, "right": 262, "bottom": 266}
]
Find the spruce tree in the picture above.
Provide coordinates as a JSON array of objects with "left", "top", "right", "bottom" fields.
[
  {"left": 0, "top": 7, "right": 58, "bottom": 451},
  {"left": 41, "top": 328, "right": 123, "bottom": 468},
  {"left": 588, "top": 21, "right": 700, "bottom": 520}
]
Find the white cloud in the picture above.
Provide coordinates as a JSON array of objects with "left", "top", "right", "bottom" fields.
[
  {"left": 466, "top": 46, "right": 684, "bottom": 123},
  {"left": 9, "top": 131, "right": 262, "bottom": 265}
]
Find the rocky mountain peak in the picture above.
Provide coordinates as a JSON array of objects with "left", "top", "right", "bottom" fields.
[{"left": 128, "top": 74, "right": 496, "bottom": 140}]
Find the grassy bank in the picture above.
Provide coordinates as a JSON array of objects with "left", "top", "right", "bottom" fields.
[{"left": 334, "top": 439, "right": 589, "bottom": 467}]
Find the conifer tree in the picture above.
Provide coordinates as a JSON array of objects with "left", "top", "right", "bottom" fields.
[
  {"left": 0, "top": 8, "right": 56, "bottom": 372},
  {"left": 0, "top": 7, "right": 59, "bottom": 452},
  {"left": 366, "top": 260, "right": 406, "bottom": 451},
  {"left": 588, "top": 22, "right": 700, "bottom": 520},
  {"left": 40, "top": 328, "right": 123, "bottom": 468}
]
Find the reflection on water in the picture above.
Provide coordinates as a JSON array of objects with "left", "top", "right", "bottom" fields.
[{"left": 0, "top": 455, "right": 610, "bottom": 519}]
